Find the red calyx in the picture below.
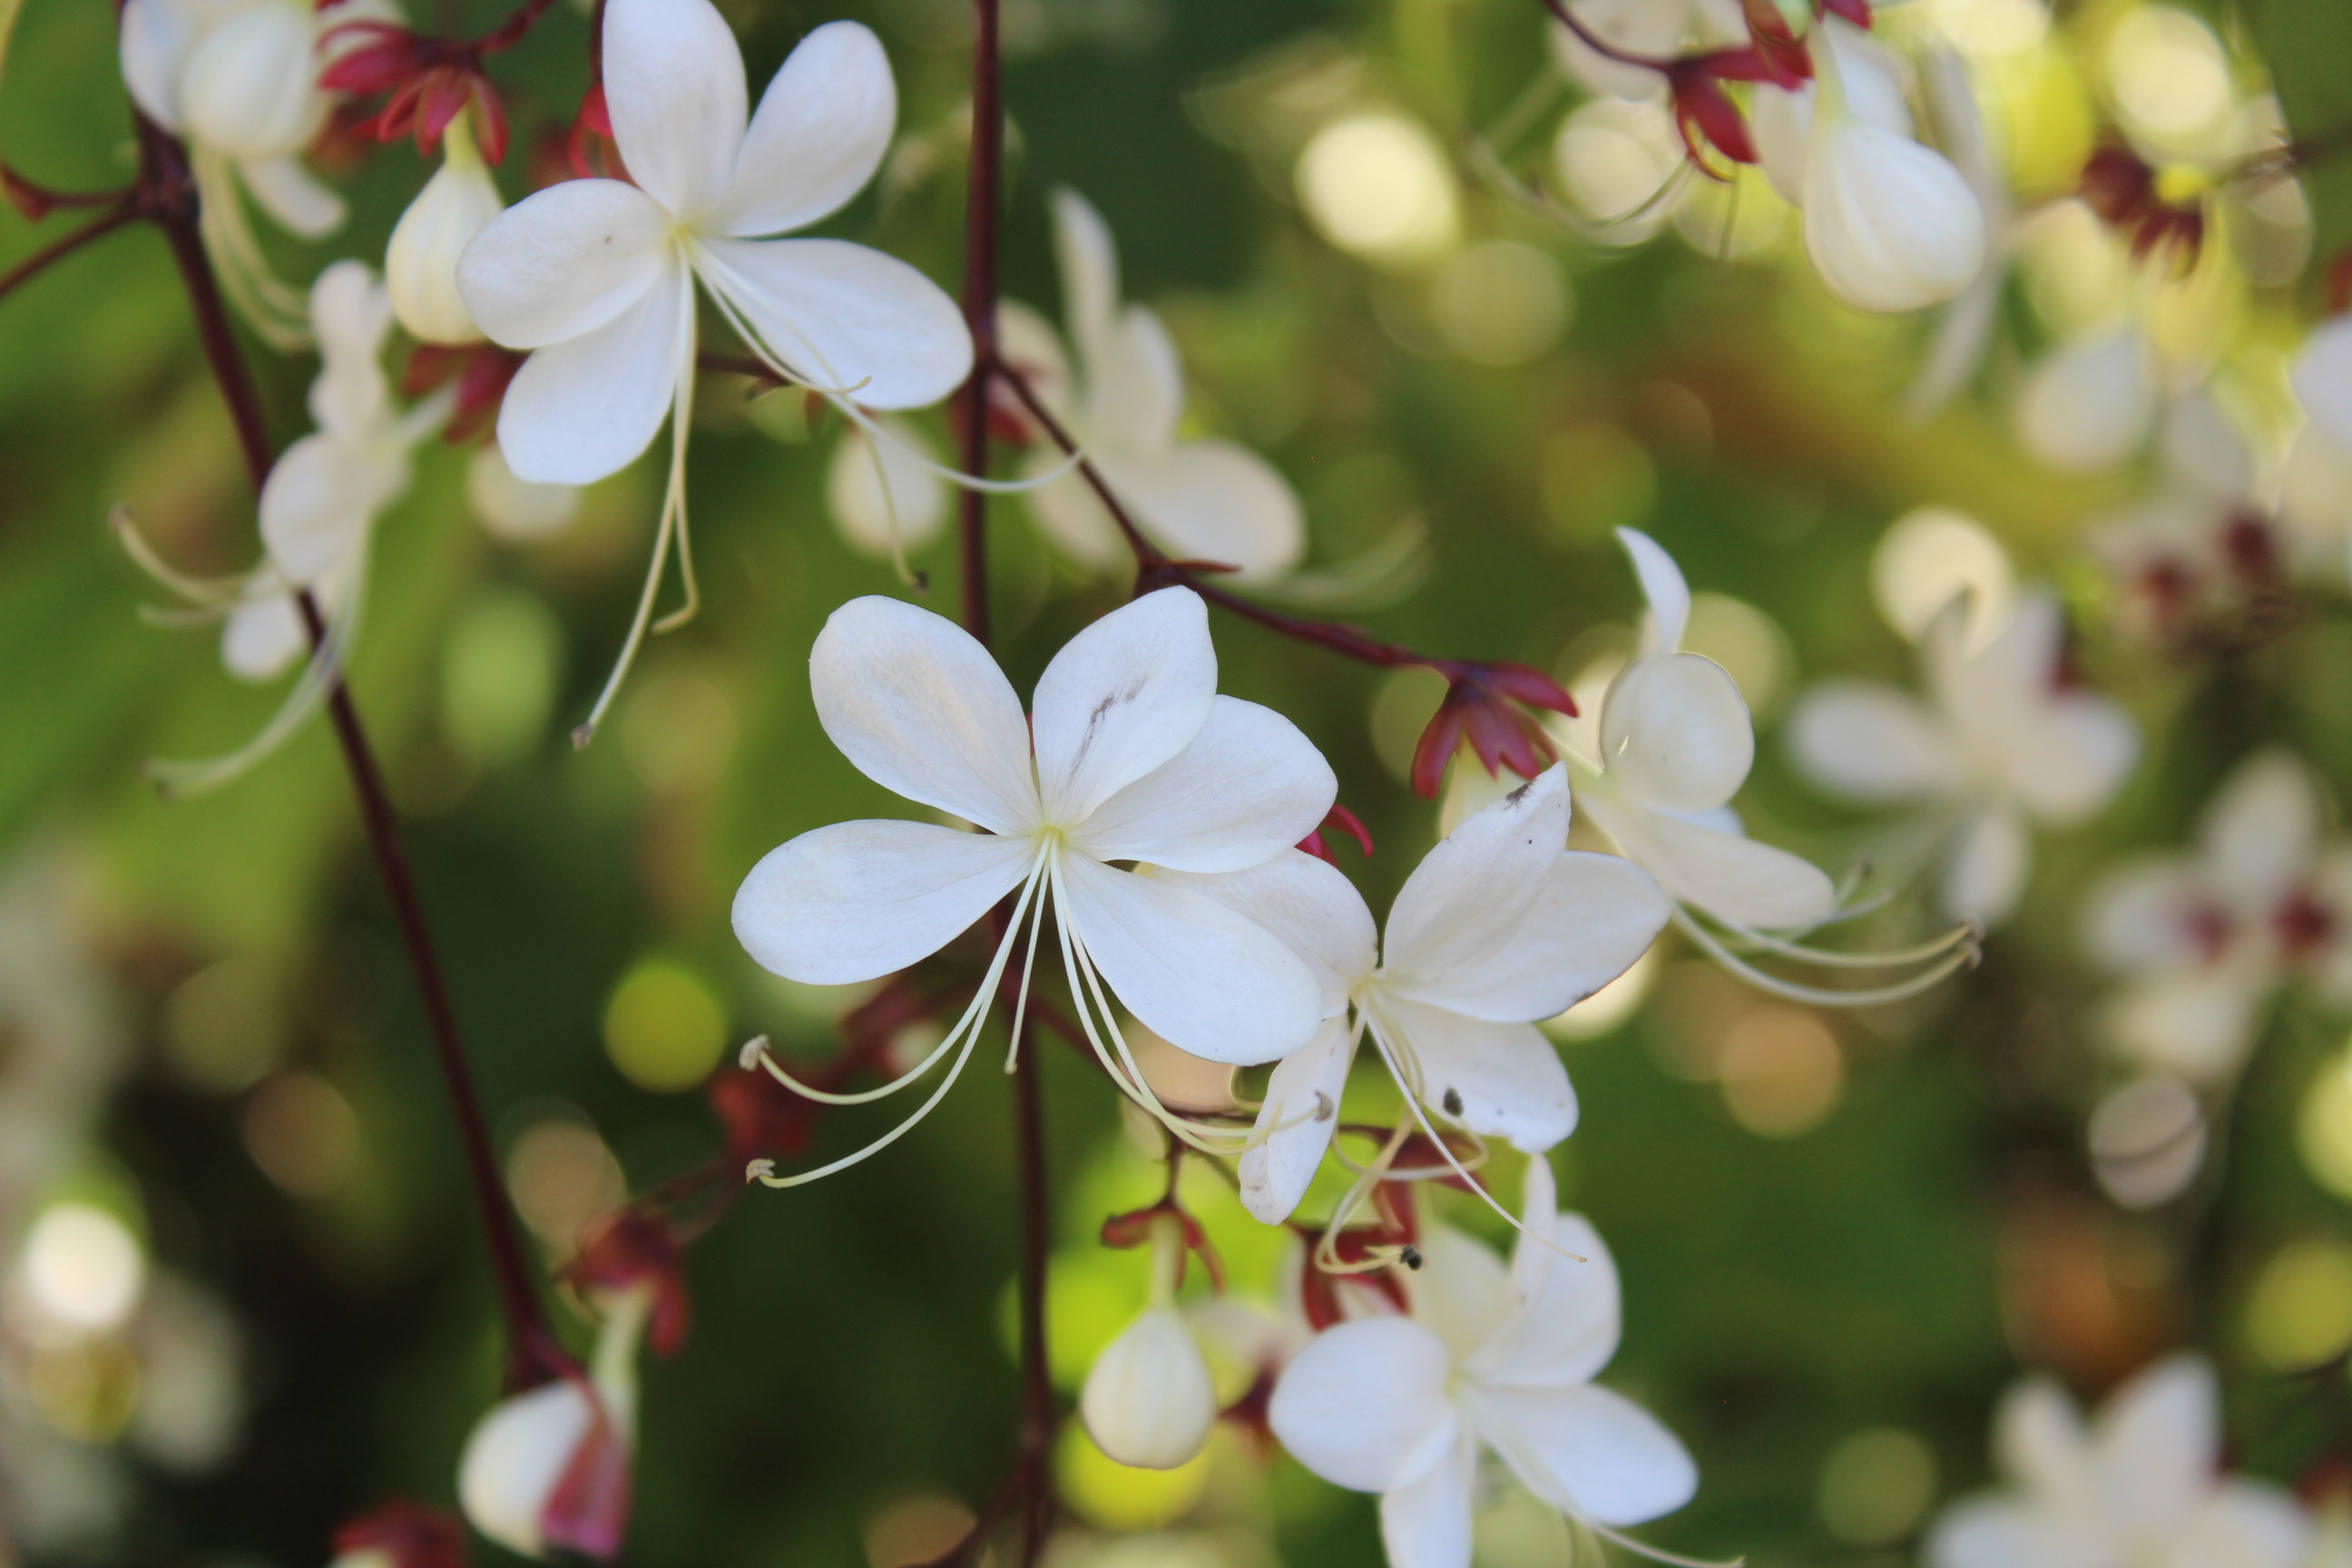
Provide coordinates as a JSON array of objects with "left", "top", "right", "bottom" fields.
[
  {"left": 2276, "top": 889, "right": 2337, "bottom": 962},
  {"left": 1735, "top": 1, "right": 1814, "bottom": 90},
  {"left": 1410, "top": 662, "right": 1578, "bottom": 800},
  {"left": 319, "top": 24, "right": 512, "bottom": 165},
  {"left": 538, "top": 1377, "right": 631, "bottom": 1561},
  {"left": 331, "top": 1502, "right": 468, "bottom": 1568},
  {"left": 566, "top": 1210, "right": 691, "bottom": 1357},
  {"left": 1819, "top": 0, "right": 1873, "bottom": 27},
  {"left": 1099, "top": 1199, "right": 1225, "bottom": 1292},
  {"left": 1296, "top": 803, "right": 1376, "bottom": 865},
  {"left": 566, "top": 86, "right": 622, "bottom": 182},
  {"left": 404, "top": 344, "right": 522, "bottom": 444},
  {"left": 1667, "top": 61, "right": 1759, "bottom": 173},
  {"left": 2078, "top": 143, "right": 2205, "bottom": 266}
]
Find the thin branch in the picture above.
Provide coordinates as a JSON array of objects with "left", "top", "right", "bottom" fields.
[
  {"left": 1538, "top": 0, "right": 1673, "bottom": 73},
  {"left": 0, "top": 202, "right": 137, "bottom": 305},
  {"left": 125, "top": 109, "right": 555, "bottom": 1386}
]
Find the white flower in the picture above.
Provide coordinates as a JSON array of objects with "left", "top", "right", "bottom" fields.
[
  {"left": 1926, "top": 1356, "right": 2308, "bottom": 1568},
  {"left": 1005, "top": 190, "right": 1303, "bottom": 580},
  {"left": 2083, "top": 750, "right": 2352, "bottom": 1082},
  {"left": 1793, "top": 32, "right": 1984, "bottom": 315},
  {"left": 387, "top": 115, "right": 504, "bottom": 346},
  {"left": 120, "top": 0, "right": 392, "bottom": 345},
  {"left": 826, "top": 417, "right": 949, "bottom": 561},
  {"left": 458, "top": 1285, "right": 651, "bottom": 1560},
  {"left": 1269, "top": 1160, "right": 1697, "bottom": 1568},
  {"left": 1173, "top": 766, "right": 1668, "bottom": 1224},
  {"left": 132, "top": 261, "right": 446, "bottom": 795},
  {"left": 1750, "top": 20, "right": 1913, "bottom": 205},
  {"left": 2015, "top": 328, "right": 2160, "bottom": 474},
  {"left": 456, "top": 0, "right": 971, "bottom": 736},
  {"left": 1082, "top": 1303, "right": 1220, "bottom": 1471},
  {"left": 730, "top": 588, "right": 1335, "bottom": 1177},
  {"left": 1791, "top": 588, "right": 2138, "bottom": 926}
]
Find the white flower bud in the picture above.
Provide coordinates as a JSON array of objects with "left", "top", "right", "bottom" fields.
[
  {"left": 2014, "top": 329, "right": 2155, "bottom": 473},
  {"left": 1801, "top": 119, "right": 1984, "bottom": 313},
  {"left": 457, "top": 1380, "right": 596, "bottom": 1559},
  {"left": 826, "top": 421, "right": 947, "bottom": 558},
  {"left": 179, "top": 0, "right": 322, "bottom": 159},
  {"left": 1079, "top": 1304, "right": 1218, "bottom": 1471},
  {"left": 1750, "top": 24, "right": 1912, "bottom": 204},
  {"left": 389, "top": 122, "right": 504, "bottom": 346}
]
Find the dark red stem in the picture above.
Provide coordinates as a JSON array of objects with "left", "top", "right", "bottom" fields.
[
  {"left": 0, "top": 203, "right": 140, "bottom": 305},
  {"left": 130, "top": 112, "right": 554, "bottom": 1384},
  {"left": 1540, "top": 0, "right": 1675, "bottom": 72}
]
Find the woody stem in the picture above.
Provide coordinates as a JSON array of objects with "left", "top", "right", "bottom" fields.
[{"left": 130, "top": 111, "right": 553, "bottom": 1386}]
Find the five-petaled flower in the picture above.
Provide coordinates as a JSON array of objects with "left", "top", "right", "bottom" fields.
[
  {"left": 730, "top": 587, "right": 1336, "bottom": 1179},
  {"left": 1269, "top": 1159, "right": 1697, "bottom": 1568},
  {"left": 456, "top": 0, "right": 972, "bottom": 737},
  {"left": 1926, "top": 1355, "right": 2308, "bottom": 1568},
  {"left": 1173, "top": 766, "right": 1668, "bottom": 1223}
]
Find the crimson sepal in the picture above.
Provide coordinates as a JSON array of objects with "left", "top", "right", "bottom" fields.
[
  {"left": 1736, "top": 0, "right": 1813, "bottom": 88},
  {"left": 1668, "top": 62, "right": 1759, "bottom": 172},
  {"left": 538, "top": 1376, "right": 631, "bottom": 1561},
  {"left": 1819, "top": 0, "right": 1872, "bottom": 26},
  {"left": 404, "top": 344, "right": 522, "bottom": 444},
  {"left": 566, "top": 1210, "right": 691, "bottom": 1357},
  {"left": 2078, "top": 143, "right": 2205, "bottom": 265},
  {"left": 331, "top": 1501, "right": 467, "bottom": 1568},
  {"left": 1410, "top": 662, "right": 1578, "bottom": 799},
  {"left": 566, "top": 86, "right": 622, "bottom": 182},
  {"left": 319, "top": 24, "right": 512, "bottom": 164},
  {"left": 1100, "top": 1199, "right": 1225, "bottom": 1292},
  {"left": 1297, "top": 802, "right": 1375, "bottom": 865}
]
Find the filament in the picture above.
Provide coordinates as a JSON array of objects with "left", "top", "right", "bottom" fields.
[
  {"left": 1671, "top": 907, "right": 1979, "bottom": 1008},
  {"left": 112, "top": 505, "right": 264, "bottom": 606}
]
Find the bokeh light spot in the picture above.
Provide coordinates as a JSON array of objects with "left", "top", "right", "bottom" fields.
[
  {"left": 604, "top": 958, "right": 730, "bottom": 1093},
  {"left": 1296, "top": 113, "right": 1459, "bottom": 265}
]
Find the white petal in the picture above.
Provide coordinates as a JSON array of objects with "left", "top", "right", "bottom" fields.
[
  {"left": 1268, "top": 1316, "right": 1461, "bottom": 1493},
  {"left": 1787, "top": 681, "right": 1955, "bottom": 803},
  {"left": 1031, "top": 587, "right": 1217, "bottom": 822},
  {"left": 1058, "top": 852, "right": 1321, "bottom": 1066},
  {"left": 1073, "top": 696, "right": 1334, "bottom": 873},
  {"left": 2188, "top": 1482, "right": 2313, "bottom": 1568},
  {"left": 1385, "top": 766, "right": 1571, "bottom": 987},
  {"left": 495, "top": 264, "right": 689, "bottom": 485},
  {"left": 458, "top": 180, "right": 674, "bottom": 350},
  {"left": 2005, "top": 694, "right": 2138, "bottom": 826},
  {"left": 1238, "top": 1015, "right": 1355, "bottom": 1223},
  {"left": 1052, "top": 187, "right": 1122, "bottom": 361},
  {"left": 695, "top": 236, "right": 971, "bottom": 409},
  {"left": 2093, "top": 1354, "right": 2215, "bottom": 1531},
  {"left": 730, "top": 820, "right": 1034, "bottom": 985},
  {"left": 1941, "top": 801, "right": 2032, "bottom": 926},
  {"left": 1384, "top": 850, "right": 1668, "bottom": 1023},
  {"left": 1378, "top": 1425, "right": 1478, "bottom": 1568},
  {"left": 1378, "top": 997, "right": 1576, "bottom": 1154},
  {"left": 221, "top": 593, "right": 305, "bottom": 681},
  {"left": 1993, "top": 1375, "right": 2097, "bottom": 1504},
  {"left": 1086, "top": 307, "right": 1184, "bottom": 455},
  {"left": 807, "top": 594, "right": 1038, "bottom": 836},
  {"left": 2081, "top": 858, "right": 2203, "bottom": 973},
  {"left": 1103, "top": 441, "right": 1305, "bottom": 580},
  {"left": 826, "top": 421, "right": 949, "bottom": 558},
  {"left": 1802, "top": 121, "right": 1984, "bottom": 314},
  {"left": 711, "top": 21, "right": 895, "bottom": 237},
  {"left": 2161, "top": 390, "right": 2256, "bottom": 504},
  {"left": 1410, "top": 1225, "right": 1514, "bottom": 1365},
  {"left": 600, "top": 0, "right": 745, "bottom": 219},
  {"left": 238, "top": 155, "right": 344, "bottom": 239},
  {"left": 1583, "top": 799, "right": 1837, "bottom": 931},
  {"left": 2200, "top": 750, "right": 2319, "bottom": 917},
  {"left": 2294, "top": 316, "right": 2352, "bottom": 456},
  {"left": 1599, "top": 653, "right": 1754, "bottom": 815},
  {"left": 387, "top": 148, "right": 504, "bottom": 345},
  {"left": 1616, "top": 527, "right": 1689, "bottom": 654},
  {"left": 1473, "top": 1382, "right": 1696, "bottom": 1527},
  {"left": 1926, "top": 1497, "right": 2101, "bottom": 1568},
  {"left": 258, "top": 434, "right": 380, "bottom": 583},
  {"left": 119, "top": 0, "right": 191, "bottom": 129},
  {"left": 1080, "top": 1305, "right": 1218, "bottom": 1471},
  {"left": 1023, "top": 460, "right": 1131, "bottom": 571},
  {"left": 2104, "top": 963, "right": 2268, "bottom": 1083},
  {"left": 1470, "top": 1210, "right": 1620, "bottom": 1389},
  {"left": 307, "top": 259, "right": 394, "bottom": 435},
  {"left": 457, "top": 1380, "right": 595, "bottom": 1559},
  {"left": 2017, "top": 330, "right": 2157, "bottom": 474},
  {"left": 1164, "top": 849, "right": 1378, "bottom": 1014}
]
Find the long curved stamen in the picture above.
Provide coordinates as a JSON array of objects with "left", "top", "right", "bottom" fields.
[
  {"left": 747, "top": 854, "right": 1049, "bottom": 1188},
  {"left": 1671, "top": 907, "right": 1980, "bottom": 1007},
  {"left": 1001, "top": 843, "right": 1055, "bottom": 1073},
  {"left": 1582, "top": 1516, "right": 1747, "bottom": 1568},
  {"left": 573, "top": 268, "right": 701, "bottom": 748},
  {"left": 1714, "top": 916, "right": 1981, "bottom": 970},
  {"left": 191, "top": 151, "right": 310, "bottom": 351},
  {"left": 1312, "top": 1120, "right": 1413, "bottom": 1278},
  {"left": 112, "top": 505, "right": 268, "bottom": 605},
  {"left": 1360, "top": 1006, "right": 1585, "bottom": 1263},
  {"left": 750, "top": 854, "right": 1048, "bottom": 1107},
  {"left": 145, "top": 564, "right": 366, "bottom": 798}
]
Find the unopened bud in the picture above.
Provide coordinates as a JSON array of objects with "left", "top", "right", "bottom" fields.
[
  {"left": 389, "top": 120, "right": 503, "bottom": 346},
  {"left": 1079, "top": 1304, "right": 1218, "bottom": 1471},
  {"left": 456, "top": 1380, "right": 608, "bottom": 1559},
  {"left": 181, "top": 0, "right": 322, "bottom": 159},
  {"left": 1801, "top": 119, "right": 1984, "bottom": 313}
]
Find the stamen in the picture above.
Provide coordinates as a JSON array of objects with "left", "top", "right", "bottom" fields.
[
  {"left": 1582, "top": 1517, "right": 1746, "bottom": 1568},
  {"left": 1001, "top": 844, "right": 1054, "bottom": 1073},
  {"left": 1671, "top": 908, "right": 1980, "bottom": 1007},
  {"left": 112, "top": 505, "right": 265, "bottom": 606},
  {"left": 191, "top": 151, "right": 311, "bottom": 352},
  {"left": 1715, "top": 916, "right": 1981, "bottom": 971}
]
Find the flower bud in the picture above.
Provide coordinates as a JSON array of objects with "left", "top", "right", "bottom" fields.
[
  {"left": 469, "top": 444, "right": 581, "bottom": 542},
  {"left": 180, "top": 0, "right": 322, "bottom": 159},
  {"left": 1749, "top": 24, "right": 1913, "bottom": 203},
  {"left": 1079, "top": 1304, "right": 1219, "bottom": 1471},
  {"left": 388, "top": 120, "right": 504, "bottom": 346},
  {"left": 826, "top": 421, "right": 947, "bottom": 559},
  {"left": 1801, "top": 119, "right": 1984, "bottom": 313}
]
